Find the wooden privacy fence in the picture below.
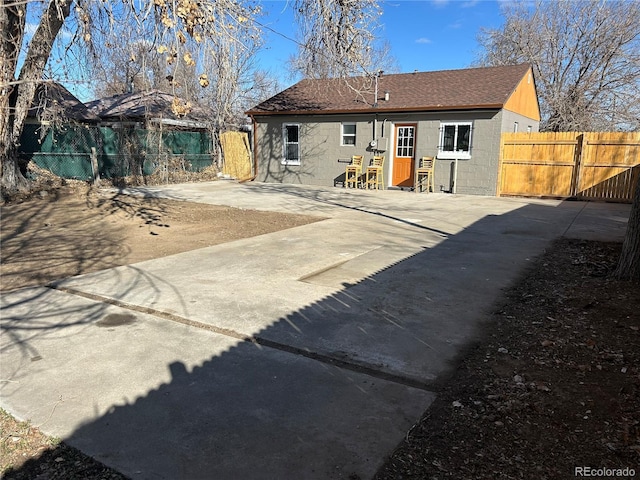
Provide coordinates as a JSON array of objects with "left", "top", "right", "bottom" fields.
[
  {"left": 498, "top": 132, "right": 640, "bottom": 202},
  {"left": 220, "top": 130, "right": 253, "bottom": 181}
]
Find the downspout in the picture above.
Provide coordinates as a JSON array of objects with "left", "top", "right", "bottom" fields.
[
  {"left": 374, "top": 115, "right": 378, "bottom": 147},
  {"left": 240, "top": 114, "right": 258, "bottom": 183},
  {"left": 451, "top": 159, "right": 458, "bottom": 194}
]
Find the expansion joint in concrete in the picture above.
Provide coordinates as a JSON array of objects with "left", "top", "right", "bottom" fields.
[{"left": 47, "top": 284, "right": 436, "bottom": 393}]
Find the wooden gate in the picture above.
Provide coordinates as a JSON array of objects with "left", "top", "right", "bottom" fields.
[
  {"left": 498, "top": 132, "right": 640, "bottom": 202},
  {"left": 220, "top": 131, "right": 252, "bottom": 181}
]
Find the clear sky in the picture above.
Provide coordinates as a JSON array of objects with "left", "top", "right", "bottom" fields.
[
  {"left": 33, "top": 0, "right": 505, "bottom": 100},
  {"left": 257, "top": 0, "right": 505, "bottom": 88}
]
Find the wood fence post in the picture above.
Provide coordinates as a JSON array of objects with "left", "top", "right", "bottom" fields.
[
  {"left": 496, "top": 134, "right": 504, "bottom": 196},
  {"left": 570, "top": 133, "right": 584, "bottom": 198}
]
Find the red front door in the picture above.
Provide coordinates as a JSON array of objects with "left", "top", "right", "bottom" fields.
[{"left": 392, "top": 124, "right": 416, "bottom": 187}]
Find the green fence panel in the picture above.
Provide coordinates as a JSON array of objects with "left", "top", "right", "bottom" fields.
[
  {"left": 19, "top": 124, "right": 49, "bottom": 154},
  {"left": 19, "top": 124, "right": 214, "bottom": 180},
  {"left": 33, "top": 153, "right": 93, "bottom": 180},
  {"left": 20, "top": 125, "right": 97, "bottom": 179}
]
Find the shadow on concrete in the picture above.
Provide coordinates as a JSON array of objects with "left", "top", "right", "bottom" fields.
[
  {"left": 1, "top": 188, "right": 630, "bottom": 479},
  {"left": 0, "top": 189, "right": 186, "bottom": 371},
  {"left": 244, "top": 182, "right": 454, "bottom": 236}
]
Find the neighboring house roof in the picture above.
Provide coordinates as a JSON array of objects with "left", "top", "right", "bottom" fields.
[
  {"left": 86, "top": 90, "right": 211, "bottom": 125},
  {"left": 247, "top": 64, "right": 533, "bottom": 116},
  {"left": 28, "top": 82, "right": 100, "bottom": 122}
]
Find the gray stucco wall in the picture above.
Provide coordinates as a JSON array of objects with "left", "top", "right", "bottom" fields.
[
  {"left": 500, "top": 109, "right": 540, "bottom": 134},
  {"left": 253, "top": 108, "right": 535, "bottom": 196},
  {"left": 425, "top": 111, "right": 501, "bottom": 196},
  {"left": 254, "top": 114, "right": 378, "bottom": 186}
]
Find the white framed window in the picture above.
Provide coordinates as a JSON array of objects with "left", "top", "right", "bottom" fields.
[
  {"left": 282, "top": 124, "right": 300, "bottom": 165},
  {"left": 341, "top": 123, "right": 356, "bottom": 146},
  {"left": 513, "top": 121, "right": 519, "bottom": 132},
  {"left": 396, "top": 125, "right": 415, "bottom": 157},
  {"left": 438, "top": 122, "right": 472, "bottom": 159}
]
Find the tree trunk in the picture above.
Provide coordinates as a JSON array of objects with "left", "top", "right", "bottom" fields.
[
  {"left": 1, "top": 0, "right": 27, "bottom": 196},
  {"left": 614, "top": 177, "right": 640, "bottom": 281},
  {"left": 0, "top": 0, "right": 74, "bottom": 196}
]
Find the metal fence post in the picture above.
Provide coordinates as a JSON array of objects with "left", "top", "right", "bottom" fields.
[{"left": 90, "top": 147, "right": 100, "bottom": 186}]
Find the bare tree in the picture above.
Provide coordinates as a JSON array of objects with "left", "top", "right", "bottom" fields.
[
  {"left": 1, "top": 0, "right": 383, "bottom": 196},
  {"left": 477, "top": 0, "right": 640, "bottom": 280},
  {"left": 0, "top": 0, "right": 260, "bottom": 195},
  {"left": 1, "top": 0, "right": 74, "bottom": 193},
  {"left": 289, "top": 0, "right": 389, "bottom": 79},
  {"left": 476, "top": 0, "right": 640, "bottom": 132},
  {"left": 198, "top": 18, "right": 262, "bottom": 127},
  {"left": 93, "top": 37, "right": 175, "bottom": 97},
  {"left": 615, "top": 180, "right": 640, "bottom": 281}
]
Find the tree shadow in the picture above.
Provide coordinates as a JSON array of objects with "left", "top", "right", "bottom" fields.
[
  {"left": 0, "top": 188, "right": 630, "bottom": 479},
  {"left": 0, "top": 188, "right": 177, "bottom": 293},
  {"left": 576, "top": 164, "right": 639, "bottom": 203},
  {"left": 257, "top": 121, "right": 346, "bottom": 186},
  {"left": 241, "top": 182, "right": 453, "bottom": 236}
]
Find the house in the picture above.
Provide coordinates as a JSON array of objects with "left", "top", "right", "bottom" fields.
[
  {"left": 19, "top": 83, "right": 102, "bottom": 179},
  {"left": 85, "top": 90, "right": 215, "bottom": 174},
  {"left": 246, "top": 64, "right": 540, "bottom": 195},
  {"left": 85, "top": 89, "right": 211, "bottom": 129},
  {"left": 26, "top": 82, "right": 100, "bottom": 124},
  {"left": 20, "top": 88, "right": 215, "bottom": 179}
]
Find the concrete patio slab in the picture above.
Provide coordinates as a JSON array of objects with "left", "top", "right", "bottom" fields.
[
  {"left": 1, "top": 287, "right": 434, "bottom": 479},
  {"left": 1, "top": 182, "right": 631, "bottom": 479}
]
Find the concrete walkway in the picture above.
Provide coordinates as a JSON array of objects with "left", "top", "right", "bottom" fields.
[{"left": 1, "top": 182, "right": 631, "bottom": 479}]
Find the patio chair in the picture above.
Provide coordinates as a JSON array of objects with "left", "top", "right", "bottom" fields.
[
  {"left": 415, "top": 156, "right": 435, "bottom": 193},
  {"left": 345, "top": 155, "right": 364, "bottom": 188},
  {"left": 365, "top": 155, "right": 385, "bottom": 190}
]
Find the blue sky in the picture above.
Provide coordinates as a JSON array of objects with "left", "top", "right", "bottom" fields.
[
  {"left": 27, "top": 0, "right": 505, "bottom": 100},
  {"left": 257, "top": 0, "right": 505, "bottom": 88}
]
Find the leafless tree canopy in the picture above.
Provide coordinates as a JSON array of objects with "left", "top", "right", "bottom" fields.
[
  {"left": 1, "top": 0, "right": 383, "bottom": 194},
  {"left": 89, "top": 2, "right": 271, "bottom": 131},
  {"left": 476, "top": 0, "right": 640, "bottom": 132},
  {"left": 289, "top": 0, "right": 387, "bottom": 79}
]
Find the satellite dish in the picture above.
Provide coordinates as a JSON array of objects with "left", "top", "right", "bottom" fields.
[{"left": 369, "top": 140, "right": 377, "bottom": 147}]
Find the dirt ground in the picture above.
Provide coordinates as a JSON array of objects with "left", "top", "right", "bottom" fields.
[
  {"left": 1, "top": 184, "right": 639, "bottom": 479},
  {"left": 375, "top": 240, "right": 639, "bottom": 480},
  {"left": 0, "top": 184, "right": 320, "bottom": 293}
]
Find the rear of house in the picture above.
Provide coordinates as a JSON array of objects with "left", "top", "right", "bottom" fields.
[{"left": 246, "top": 64, "right": 540, "bottom": 195}]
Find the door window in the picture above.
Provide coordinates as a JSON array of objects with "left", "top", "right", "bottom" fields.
[{"left": 396, "top": 126, "right": 415, "bottom": 157}]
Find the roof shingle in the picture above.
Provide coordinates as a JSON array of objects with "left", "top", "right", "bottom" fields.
[
  {"left": 247, "top": 64, "right": 531, "bottom": 115},
  {"left": 86, "top": 90, "right": 211, "bottom": 122},
  {"left": 29, "top": 82, "right": 100, "bottom": 122}
]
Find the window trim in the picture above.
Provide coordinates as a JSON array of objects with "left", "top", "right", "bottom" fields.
[
  {"left": 438, "top": 121, "right": 473, "bottom": 159},
  {"left": 341, "top": 122, "right": 357, "bottom": 146},
  {"left": 282, "top": 123, "right": 301, "bottom": 166}
]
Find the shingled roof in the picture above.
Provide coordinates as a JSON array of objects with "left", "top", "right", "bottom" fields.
[
  {"left": 28, "top": 82, "right": 100, "bottom": 122},
  {"left": 86, "top": 90, "right": 211, "bottom": 123},
  {"left": 247, "top": 64, "right": 532, "bottom": 116}
]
